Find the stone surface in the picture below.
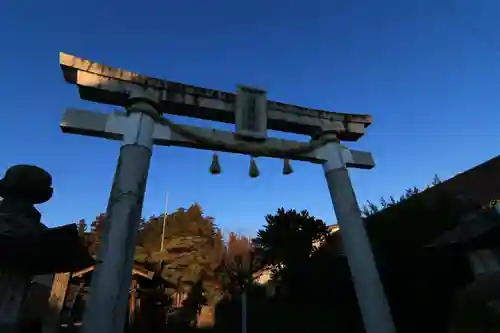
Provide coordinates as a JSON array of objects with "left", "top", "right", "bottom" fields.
[
  {"left": 0, "top": 165, "right": 53, "bottom": 206},
  {"left": 82, "top": 144, "right": 153, "bottom": 333},
  {"left": 60, "top": 52, "right": 372, "bottom": 140},
  {"left": 0, "top": 165, "right": 53, "bottom": 330}
]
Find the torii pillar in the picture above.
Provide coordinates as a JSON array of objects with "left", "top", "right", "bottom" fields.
[
  {"left": 316, "top": 134, "right": 396, "bottom": 333},
  {"left": 81, "top": 93, "right": 158, "bottom": 333}
]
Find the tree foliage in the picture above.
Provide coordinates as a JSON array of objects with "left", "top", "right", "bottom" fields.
[
  {"left": 76, "top": 203, "right": 226, "bottom": 309},
  {"left": 225, "top": 232, "right": 254, "bottom": 273},
  {"left": 234, "top": 208, "right": 358, "bottom": 333},
  {"left": 361, "top": 187, "right": 419, "bottom": 217},
  {"left": 135, "top": 203, "right": 225, "bottom": 303},
  {"left": 219, "top": 233, "right": 260, "bottom": 297},
  {"left": 76, "top": 213, "right": 106, "bottom": 256},
  {"left": 254, "top": 208, "right": 329, "bottom": 273}
]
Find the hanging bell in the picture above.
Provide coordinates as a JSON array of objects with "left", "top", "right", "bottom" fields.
[
  {"left": 282, "top": 158, "right": 293, "bottom": 175},
  {"left": 209, "top": 153, "right": 221, "bottom": 175},
  {"left": 249, "top": 157, "right": 260, "bottom": 178}
]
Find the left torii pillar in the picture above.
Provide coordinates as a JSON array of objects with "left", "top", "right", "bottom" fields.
[{"left": 81, "top": 92, "right": 159, "bottom": 333}]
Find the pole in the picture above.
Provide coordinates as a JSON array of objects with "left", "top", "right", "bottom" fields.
[
  {"left": 160, "top": 191, "right": 169, "bottom": 252},
  {"left": 81, "top": 99, "right": 157, "bottom": 333},
  {"left": 317, "top": 139, "right": 396, "bottom": 333},
  {"left": 241, "top": 291, "right": 247, "bottom": 333}
]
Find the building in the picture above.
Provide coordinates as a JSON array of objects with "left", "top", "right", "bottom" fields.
[{"left": 400, "top": 154, "right": 500, "bottom": 208}]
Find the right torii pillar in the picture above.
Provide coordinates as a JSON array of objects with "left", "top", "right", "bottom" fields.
[{"left": 316, "top": 134, "right": 396, "bottom": 333}]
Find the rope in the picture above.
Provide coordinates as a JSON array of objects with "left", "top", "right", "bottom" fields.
[{"left": 126, "top": 97, "right": 336, "bottom": 157}]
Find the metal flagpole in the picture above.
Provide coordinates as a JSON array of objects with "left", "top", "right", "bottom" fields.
[{"left": 160, "top": 191, "right": 169, "bottom": 252}]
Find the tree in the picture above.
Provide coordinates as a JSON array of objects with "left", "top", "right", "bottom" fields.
[
  {"left": 245, "top": 209, "right": 336, "bottom": 332},
  {"left": 136, "top": 203, "right": 225, "bottom": 305},
  {"left": 221, "top": 233, "right": 258, "bottom": 296},
  {"left": 77, "top": 213, "right": 107, "bottom": 256},
  {"left": 77, "top": 219, "right": 86, "bottom": 236},
  {"left": 361, "top": 187, "right": 420, "bottom": 218},
  {"left": 252, "top": 207, "right": 329, "bottom": 314},
  {"left": 432, "top": 174, "right": 442, "bottom": 186},
  {"left": 254, "top": 208, "right": 329, "bottom": 273},
  {"left": 217, "top": 233, "right": 259, "bottom": 333},
  {"left": 90, "top": 213, "right": 106, "bottom": 238}
]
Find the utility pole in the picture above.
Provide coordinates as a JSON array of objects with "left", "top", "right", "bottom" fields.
[
  {"left": 160, "top": 191, "right": 169, "bottom": 252},
  {"left": 59, "top": 52, "right": 396, "bottom": 333},
  {"left": 241, "top": 289, "right": 247, "bottom": 333}
]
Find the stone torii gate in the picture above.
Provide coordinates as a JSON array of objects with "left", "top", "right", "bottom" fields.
[{"left": 58, "top": 52, "right": 396, "bottom": 333}]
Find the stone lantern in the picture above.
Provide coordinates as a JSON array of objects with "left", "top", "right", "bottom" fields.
[{"left": 0, "top": 165, "right": 94, "bottom": 332}]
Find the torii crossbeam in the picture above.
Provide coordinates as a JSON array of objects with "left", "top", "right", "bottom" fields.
[{"left": 59, "top": 52, "right": 396, "bottom": 333}]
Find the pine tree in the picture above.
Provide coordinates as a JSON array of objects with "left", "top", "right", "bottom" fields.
[{"left": 432, "top": 174, "right": 442, "bottom": 186}]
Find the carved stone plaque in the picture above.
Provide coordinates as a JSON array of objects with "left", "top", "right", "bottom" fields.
[{"left": 235, "top": 85, "right": 268, "bottom": 141}]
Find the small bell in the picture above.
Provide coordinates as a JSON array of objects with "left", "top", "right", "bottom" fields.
[
  {"left": 249, "top": 157, "right": 260, "bottom": 178},
  {"left": 282, "top": 158, "right": 293, "bottom": 175},
  {"left": 209, "top": 153, "right": 221, "bottom": 175}
]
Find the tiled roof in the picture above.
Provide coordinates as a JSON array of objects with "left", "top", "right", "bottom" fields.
[
  {"left": 363, "top": 154, "right": 500, "bottom": 222},
  {"left": 412, "top": 155, "right": 500, "bottom": 207},
  {"left": 427, "top": 204, "right": 500, "bottom": 247},
  {"left": 370, "top": 154, "right": 500, "bottom": 247}
]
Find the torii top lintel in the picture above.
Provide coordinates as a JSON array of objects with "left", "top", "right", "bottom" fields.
[{"left": 59, "top": 52, "right": 372, "bottom": 141}]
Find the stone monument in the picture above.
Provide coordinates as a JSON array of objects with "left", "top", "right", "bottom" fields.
[{"left": 0, "top": 165, "right": 93, "bottom": 332}]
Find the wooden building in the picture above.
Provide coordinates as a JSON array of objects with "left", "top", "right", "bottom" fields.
[{"left": 41, "top": 261, "right": 170, "bottom": 333}]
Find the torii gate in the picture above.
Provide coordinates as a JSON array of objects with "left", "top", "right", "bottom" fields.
[{"left": 58, "top": 53, "right": 396, "bottom": 333}]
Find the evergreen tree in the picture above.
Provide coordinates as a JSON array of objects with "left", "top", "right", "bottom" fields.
[
  {"left": 432, "top": 174, "right": 442, "bottom": 186},
  {"left": 254, "top": 208, "right": 328, "bottom": 276},
  {"left": 136, "top": 203, "right": 224, "bottom": 304}
]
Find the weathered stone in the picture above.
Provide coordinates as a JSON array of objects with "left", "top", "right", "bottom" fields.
[
  {"left": 0, "top": 166, "right": 53, "bottom": 332},
  {"left": 0, "top": 165, "right": 53, "bottom": 206},
  {"left": 0, "top": 165, "right": 94, "bottom": 332},
  {"left": 0, "top": 165, "right": 54, "bottom": 331},
  {"left": 0, "top": 165, "right": 52, "bottom": 239}
]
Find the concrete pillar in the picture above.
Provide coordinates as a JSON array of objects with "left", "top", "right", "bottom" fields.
[
  {"left": 81, "top": 99, "right": 157, "bottom": 333},
  {"left": 317, "top": 139, "right": 396, "bottom": 333}
]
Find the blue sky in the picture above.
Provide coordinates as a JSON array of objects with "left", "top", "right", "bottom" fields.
[{"left": 1, "top": 0, "right": 500, "bottom": 236}]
